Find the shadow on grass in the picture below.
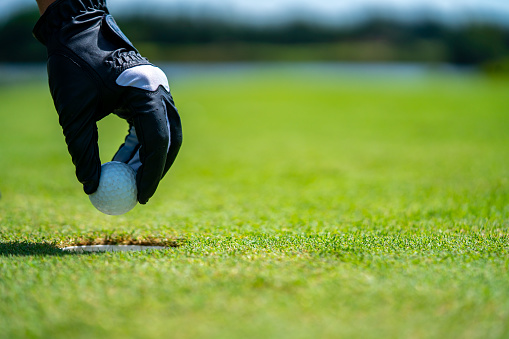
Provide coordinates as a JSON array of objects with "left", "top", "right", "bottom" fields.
[{"left": 0, "top": 241, "right": 71, "bottom": 257}]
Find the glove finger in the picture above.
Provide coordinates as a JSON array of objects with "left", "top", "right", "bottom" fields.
[
  {"left": 124, "top": 88, "right": 170, "bottom": 204},
  {"left": 136, "top": 94, "right": 182, "bottom": 203},
  {"left": 112, "top": 124, "right": 142, "bottom": 171},
  {"left": 161, "top": 95, "right": 183, "bottom": 178},
  {"left": 48, "top": 54, "right": 101, "bottom": 194}
]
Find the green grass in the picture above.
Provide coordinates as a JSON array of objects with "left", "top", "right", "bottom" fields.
[{"left": 1, "top": 67, "right": 509, "bottom": 339}]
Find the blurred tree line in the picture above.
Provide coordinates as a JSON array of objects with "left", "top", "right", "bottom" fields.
[{"left": 1, "top": 8, "right": 508, "bottom": 71}]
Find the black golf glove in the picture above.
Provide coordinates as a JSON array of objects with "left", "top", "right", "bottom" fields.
[{"left": 33, "top": 0, "right": 182, "bottom": 204}]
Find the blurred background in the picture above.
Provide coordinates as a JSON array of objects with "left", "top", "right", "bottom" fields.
[{"left": 1, "top": 0, "right": 509, "bottom": 74}]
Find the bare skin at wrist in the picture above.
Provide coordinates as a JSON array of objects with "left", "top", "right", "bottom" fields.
[{"left": 36, "top": 0, "right": 57, "bottom": 15}]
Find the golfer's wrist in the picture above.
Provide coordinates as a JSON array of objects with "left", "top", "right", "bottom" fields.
[
  {"left": 33, "top": 0, "right": 109, "bottom": 46},
  {"left": 36, "top": 0, "right": 57, "bottom": 15}
]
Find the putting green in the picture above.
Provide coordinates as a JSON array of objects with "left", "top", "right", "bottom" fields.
[{"left": 0, "top": 68, "right": 508, "bottom": 339}]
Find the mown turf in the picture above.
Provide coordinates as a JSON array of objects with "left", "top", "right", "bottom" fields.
[{"left": 0, "top": 66, "right": 508, "bottom": 339}]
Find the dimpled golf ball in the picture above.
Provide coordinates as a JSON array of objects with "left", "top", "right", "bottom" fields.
[{"left": 89, "top": 161, "right": 138, "bottom": 215}]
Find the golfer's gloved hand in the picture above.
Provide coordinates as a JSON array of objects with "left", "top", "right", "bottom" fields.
[{"left": 33, "top": 0, "right": 182, "bottom": 204}]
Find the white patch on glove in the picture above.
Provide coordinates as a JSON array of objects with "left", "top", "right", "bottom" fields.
[{"left": 116, "top": 65, "right": 170, "bottom": 92}]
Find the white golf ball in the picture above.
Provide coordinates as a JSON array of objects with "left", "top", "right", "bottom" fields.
[{"left": 89, "top": 161, "right": 138, "bottom": 215}]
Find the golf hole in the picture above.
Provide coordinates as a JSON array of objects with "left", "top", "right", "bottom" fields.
[{"left": 61, "top": 245, "right": 167, "bottom": 253}]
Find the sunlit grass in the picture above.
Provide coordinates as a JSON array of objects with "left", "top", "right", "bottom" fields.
[{"left": 0, "top": 69, "right": 508, "bottom": 339}]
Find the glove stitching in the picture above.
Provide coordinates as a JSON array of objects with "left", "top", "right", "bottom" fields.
[{"left": 106, "top": 50, "right": 150, "bottom": 76}]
